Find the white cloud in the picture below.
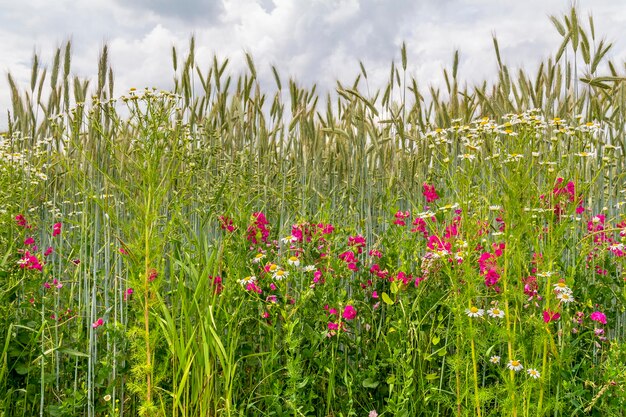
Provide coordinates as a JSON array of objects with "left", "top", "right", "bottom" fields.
[{"left": 1, "top": 0, "right": 625, "bottom": 130}]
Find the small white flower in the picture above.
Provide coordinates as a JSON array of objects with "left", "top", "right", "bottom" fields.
[
  {"left": 507, "top": 360, "right": 523, "bottom": 371},
  {"left": 556, "top": 292, "right": 575, "bottom": 303},
  {"left": 281, "top": 235, "right": 297, "bottom": 244},
  {"left": 489, "top": 355, "right": 501, "bottom": 364},
  {"left": 465, "top": 306, "right": 484, "bottom": 318},
  {"left": 487, "top": 307, "right": 505, "bottom": 319},
  {"left": 553, "top": 281, "right": 572, "bottom": 293},
  {"left": 458, "top": 153, "right": 476, "bottom": 161},
  {"left": 252, "top": 253, "right": 266, "bottom": 263},
  {"left": 237, "top": 275, "right": 256, "bottom": 286},
  {"left": 287, "top": 256, "right": 300, "bottom": 267},
  {"left": 303, "top": 265, "right": 316, "bottom": 272},
  {"left": 273, "top": 269, "right": 289, "bottom": 280},
  {"left": 527, "top": 368, "right": 541, "bottom": 379}
]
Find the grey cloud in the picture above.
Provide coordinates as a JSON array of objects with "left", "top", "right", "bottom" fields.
[{"left": 112, "top": 0, "right": 225, "bottom": 23}]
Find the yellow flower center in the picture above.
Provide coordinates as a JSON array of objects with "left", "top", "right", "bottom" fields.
[
  {"left": 492, "top": 308, "right": 500, "bottom": 315},
  {"left": 470, "top": 307, "right": 479, "bottom": 313},
  {"left": 511, "top": 360, "right": 520, "bottom": 366}
]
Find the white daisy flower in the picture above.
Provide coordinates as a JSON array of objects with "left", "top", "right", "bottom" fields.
[
  {"left": 487, "top": 307, "right": 505, "bottom": 319},
  {"left": 465, "top": 306, "right": 484, "bottom": 318},
  {"left": 252, "top": 253, "right": 266, "bottom": 263},
  {"left": 237, "top": 275, "right": 256, "bottom": 286},
  {"left": 287, "top": 256, "right": 300, "bottom": 267},
  {"left": 556, "top": 292, "right": 575, "bottom": 303},
  {"left": 553, "top": 281, "right": 572, "bottom": 294},
  {"left": 527, "top": 368, "right": 541, "bottom": 379},
  {"left": 273, "top": 269, "right": 289, "bottom": 281},
  {"left": 281, "top": 235, "right": 297, "bottom": 244},
  {"left": 507, "top": 360, "right": 523, "bottom": 371},
  {"left": 303, "top": 265, "right": 316, "bottom": 272},
  {"left": 489, "top": 355, "right": 501, "bottom": 364}
]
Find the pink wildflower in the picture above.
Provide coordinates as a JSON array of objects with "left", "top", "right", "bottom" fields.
[
  {"left": 52, "top": 222, "right": 62, "bottom": 237},
  {"left": 16, "top": 214, "right": 31, "bottom": 228},
  {"left": 246, "top": 212, "right": 270, "bottom": 245},
  {"left": 124, "top": 288, "right": 134, "bottom": 301},
  {"left": 342, "top": 305, "right": 357, "bottom": 320},
  {"left": 590, "top": 311, "right": 607, "bottom": 325},
  {"left": 92, "top": 318, "right": 104, "bottom": 329},
  {"left": 543, "top": 310, "right": 561, "bottom": 323},
  {"left": 393, "top": 210, "right": 410, "bottom": 226},
  {"left": 148, "top": 268, "right": 158, "bottom": 282},
  {"left": 348, "top": 235, "right": 366, "bottom": 253},
  {"left": 422, "top": 182, "right": 440, "bottom": 203},
  {"left": 210, "top": 275, "right": 223, "bottom": 294},
  {"left": 218, "top": 215, "right": 236, "bottom": 232}
]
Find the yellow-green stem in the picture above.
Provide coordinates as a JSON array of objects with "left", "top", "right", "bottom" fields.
[
  {"left": 469, "top": 319, "right": 482, "bottom": 417},
  {"left": 144, "top": 189, "right": 153, "bottom": 406}
]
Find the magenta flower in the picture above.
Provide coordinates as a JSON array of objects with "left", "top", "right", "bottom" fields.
[
  {"left": 210, "top": 275, "right": 223, "bottom": 294},
  {"left": 590, "top": 311, "right": 607, "bottom": 325},
  {"left": 327, "top": 322, "right": 339, "bottom": 331},
  {"left": 148, "top": 268, "right": 158, "bottom": 282},
  {"left": 348, "top": 234, "right": 366, "bottom": 253},
  {"left": 393, "top": 210, "right": 410, "bottom": 226},
  {"left": 246, "top": 282, "right": 262, "bottom": 294},
  {"left": 342, "top": 305, "right": 357, "bottom": 320},
  {"left": 246, "top": 212, "right": 270, "bottom": 245},
  {"left": 92, "top": 318, "right": 104, "bottom": 329},
  {"left": 24, "top": 237, "right": 35, "bottom": 246},
  {"left": 52, "top": 222, "right": 62, "bottom": 237},
  {"left": 422, "top": 182, "right": 440, "bottom": 202},
  {"left": 218, "top": 215, "right": 236, "bottom": 232},
  {"left": 15, "top": 214, "right": 30, "bottom": 228},
  {"left": 44, "top": 246, "right": 53, "bottom": 257},
  {"left": 124, "top": 288, "right": 134, "bottom": 301},
  {"left": 543, "top": 310, "right": 561, "bottom": 323}
]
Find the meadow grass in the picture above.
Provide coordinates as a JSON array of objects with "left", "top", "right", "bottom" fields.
[{"left": 1, "top": 7, "right": 626, "bottom": 417}]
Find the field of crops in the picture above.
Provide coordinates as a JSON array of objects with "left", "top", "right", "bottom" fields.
[{"left": 1, "top": 7, "right": 625, "bottom": 417}]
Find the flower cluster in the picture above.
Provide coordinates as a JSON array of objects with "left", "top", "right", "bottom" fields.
[{"left": 246, "top": 212, "right": 270, "bottom": 245}]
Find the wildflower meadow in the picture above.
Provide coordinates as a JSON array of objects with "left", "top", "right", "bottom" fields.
[{"left": 1, "top": 7, "right": 625, "bottom": 417}]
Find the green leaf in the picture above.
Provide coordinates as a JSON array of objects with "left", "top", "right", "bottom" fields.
[
  {"left": 425, "top": 373, "right": 439, "bottom": 381},
  {"left": 362, "top": 378, "right": 380, "bottom": 388},
  {"left": 59, "top": 348, "right": 90, "bottom": 358},
  {"left": 382, "top": 292, "right": 394, "bottom": 305},
  {"left": 432, "top": 335, "right": 440, "bottom": 345},
  {"left": 390, "top": 280, "right": 399, "bottom": 294}
]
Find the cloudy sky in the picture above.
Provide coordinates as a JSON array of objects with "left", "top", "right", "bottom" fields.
[{"left": 1, "top": 0, "right": 625, "bottom": 128}]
